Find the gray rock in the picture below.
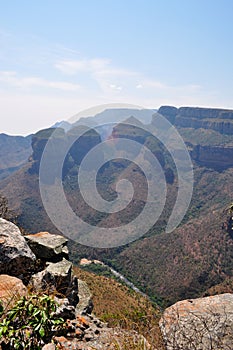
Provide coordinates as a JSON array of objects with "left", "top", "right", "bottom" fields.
[
  {"left": 54, "top": 296, "right": 76, "bottom": 320},
  {"left": 66, "top": 275, "right": 79, "bottom": 306},
  {"left": 76, "top": 279, "right": 93, "bottom": 315},
  {"left": 31, "top": 258, "right": 73, "bottom": 296},
  {"left": 159, "top": 293, "right": 233, "bottom": 350},
  {"left": 0, "top": 219, "right": 36, "bottom": 280},
  {"left": 25, "top": 232, "right": 69, "bottom": 262}
]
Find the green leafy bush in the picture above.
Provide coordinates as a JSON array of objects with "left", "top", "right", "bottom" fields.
[{"left": 0, "top": 294, "right": 64, "bottom": 349}]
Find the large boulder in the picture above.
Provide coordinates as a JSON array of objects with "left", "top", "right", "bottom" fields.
[
  {"left": 159, "top": 293, "right": 233, "bottom": 350},
  {"left": 0, "top": 274, "right": 27, "bottom": 308},
  {"left": 31, "top": 258, "right": 73, "bottom": 296},
  {"left": 25, "top": 232, "right": 69, "bottom": 262},
  {"left": 0, "top": 219, "right": 36, "bottom": 280}
]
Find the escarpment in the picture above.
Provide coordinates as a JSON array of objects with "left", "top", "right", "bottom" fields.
[{"left": 157, "top": 105, "right": 233, "bottom": 169}]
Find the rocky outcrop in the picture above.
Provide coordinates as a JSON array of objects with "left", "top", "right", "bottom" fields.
[
  {"left": 0, "top": 218, "right": 36, "bottom": 280},
  {"left": 67, "top": 126, "right": 102, "bottom": 167},
  {"left": 0, "top": 220, "right": 150, "bottom": 350},
  {"left": 157, "top": 105, "right": 233, "bottom": 135},
  {"left": 76, "top": 279, "right": 93, "bottom": 315},
  {"left": 29, "top": 126, "right": 102, "bottom": 176},
  {"left": 160, "top": 293, "right": 233, "bottom": 350},
  {"left": 157, "top": 106, "right": 233, "bottom": 169},
  {"left": 178, "top": 107, "right": 233, "bottom": 120},
  {"left": 191, "top": 144, "right": 233, "bottom": 170},
  {"left": 29, "top": 127, "right": 66, "bottom": 175},
  {"left": 31, "top": 259, "right": 73, "bottom": 295},
  {"left": 50, "top": 314, "right": 151, "bottom": 350},
  {"left": 25, "top": 232, "right": 69, "bottom": 262}
]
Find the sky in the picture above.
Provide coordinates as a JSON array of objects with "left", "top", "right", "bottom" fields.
[{"left": 1, "top": 0, "right": 233, "bottom": 135}]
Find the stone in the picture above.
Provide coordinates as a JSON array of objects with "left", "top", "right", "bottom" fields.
[
  {"left": 0, "top": 274, "right": 27, "bottom": 308},
  {"left": 76, "top": 279, "right": 93, "bottom": 315},
  {"left": 54, "top": 297, "right": 76, "bottom": 320},
  {"left": 25, "top": 232, "right": 69, "bottom": 262},
  {"left": 159, "top": 293, "right": 233, "bottom": 350},
  {"left": 31, "top": 258, "right": 73, "bottom": 296},
  {"left": 0, "top": 219, "right": 36, "bottom": 280},
  {"left": 66, "top": 275, "right": 79, "bottom": 306}
]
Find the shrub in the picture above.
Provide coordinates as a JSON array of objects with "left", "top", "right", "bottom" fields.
[{"left": 0, "top": 294, "right": 64, "bottom": 349}]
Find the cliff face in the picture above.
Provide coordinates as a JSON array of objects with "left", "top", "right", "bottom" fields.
[
  {"left": 29, "top": 126, "right": 101, "bottom": 176},
  {"left": 176, "top": 115, "right": 233, "bottom": 134},
  {"left": 191, "top": 145, "right": 233, "bottom": 170},
  {"left": 158, "top": 106, "right": 233, "bottom": 135},
  {"left": 157, "top": 106, "right": 233, "bottom": 169}
]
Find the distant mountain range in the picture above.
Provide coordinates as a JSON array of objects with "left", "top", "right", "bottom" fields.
[{"left": 1, "top": 105, "right": 233, "bottom": 306}]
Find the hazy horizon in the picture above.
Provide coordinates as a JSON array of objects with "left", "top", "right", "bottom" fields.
[{"left": 1, "top": 0, "right": 233, "bottom": 135}]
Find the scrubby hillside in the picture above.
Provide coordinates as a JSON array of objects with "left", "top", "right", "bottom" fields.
[
  {"left": 1, "top": 106, "right": 233, "bottom": 309},
  {"left": 74, "top": 266, "right": 165, "bottom": 349}
]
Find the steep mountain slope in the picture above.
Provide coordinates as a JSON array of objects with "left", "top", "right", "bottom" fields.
[
  {"left": 113, "top": 203, "right": 233, "bottom": 305},
  {"left": 0, "top": 106, "right": 233, "bottom": 308}
]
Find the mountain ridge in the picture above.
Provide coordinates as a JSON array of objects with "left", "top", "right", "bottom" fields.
[{"left": 1, "top": 105, "right": 233, "bottom": 308}]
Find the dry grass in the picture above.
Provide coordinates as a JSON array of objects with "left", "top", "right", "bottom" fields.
[{"left": 74, "top": 266, "right": 165, "bottom": 350}]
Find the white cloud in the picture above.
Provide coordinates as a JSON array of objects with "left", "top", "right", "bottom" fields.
[
  {"left": 55, "top": 58, "right": 138, "bottom": 94},
  {"left": 0, "top": 71, "right": 81, "bottom": 91},
  {"left": 55, "top": 58, "right": 111, "bottom": 75},
  {"left": 54, "top": 58, "right": 203, "bottom": 101},
  {"left": 109, "top": 84, "right": 122, "bottom": 91}
]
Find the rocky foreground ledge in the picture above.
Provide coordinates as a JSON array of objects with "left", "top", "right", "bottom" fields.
[
  {"left": 1, "top": 218, "right": 233, "bottom": 349},
  {"left": 0, "top": 219, "right": 151, "bottom": 349},
  {"left": 160, "top": 292, "right": 233, "bottom": 349}
]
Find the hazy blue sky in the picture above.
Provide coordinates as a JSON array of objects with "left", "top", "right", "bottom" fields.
[{"left": 1, "top": 0, "right": 233, "bottom": 135}]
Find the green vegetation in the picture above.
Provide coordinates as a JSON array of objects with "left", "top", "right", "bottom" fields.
[
  {"left": 80, "top": 263, "right": 116, "bottom": 278},
  {"left": 0, "top": 294, "right": 64, "bottom": 350}
]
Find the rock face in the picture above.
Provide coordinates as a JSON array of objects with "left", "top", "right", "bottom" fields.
[
  {"left": 29, "top": 126, "right": 102, "bottom": 177},
  {"left": 159, "top": 293, "right": 233, "bottom": 350},
  {"left": 76, "top": 279, "right": 93, "bottom": 315},
  {"left": 29, "top": 127, "right": 66, "bottom": 175},
  {"left": 157, "top": 105, "right": 233, "bottom": 169},
  {"left": 158, "top": 105, "right": 233, "bottom": 135},
  {"left": 0, "top": 274, "right": 27, "bottom": 308},
  {"left": 25, "top": 232, "right": 69, "bottom": 262},
  {"left": 31, "top": 259, "right": 73, "bottom": 295},
  {"left": 0, "top": 218, "right": 36, "bottom": 280},
  {"left": 191, "top": 145, "right": 233, "bottom": 170}
]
